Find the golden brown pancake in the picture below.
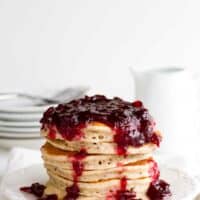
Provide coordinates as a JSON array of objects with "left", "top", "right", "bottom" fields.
[
  {"left": 45, "top": 159, "right": 153, "bottom": 182},
  {"left": 41, "top": 143, "right": 153, "bottom": 170},
  {"left": 46, "top": 138, "right": 157, "bottom": 155},
  {"left": 41, "top": 122, "right": 115, "bottom": 143},
  {"left": 41, "top": 122, "right": 162, "bottom": 146},
  {"left": 45, "top": 173, "right": 151, "bottom": 199}
]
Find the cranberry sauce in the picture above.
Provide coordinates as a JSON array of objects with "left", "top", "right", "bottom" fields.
[
  {"left": 38, "top": 194, "right": 58, "bottom": 200},
  {"left": 20, "top": 183, "right": 60, "bottom": 200},
  {"left": 20, "top": 183, "right": 46, "bottom": 198},
  {"left": 148, "top": 159, "right": 160, "bottom": 181},
  {"left": 41, "top": 95, "right": 160, "bottom": 154},
  {"left": 47, "top": 126, "right": 56, "bottom": 140},
  {"left": 64, "top": 149, "right": 87, "bottom": 200},
  {"left": 147, "top": 179, "right": 172, "bottom": 200},
  {"left": 64, "top": 183, "right": 80, "bottom": 200},
  {"left": 71, "top": 149, "right": 87, "bottom": 180},
  {"left": 114, "top": 177, "right": 137, "bottom": 200}
]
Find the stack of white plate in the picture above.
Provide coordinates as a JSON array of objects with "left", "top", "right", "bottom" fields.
[
  {"left": 0, "top": 87, "right": 89, "bottom": 149},
  {"left": 0, "top": 96, "right": 53, "bottom": 149}
]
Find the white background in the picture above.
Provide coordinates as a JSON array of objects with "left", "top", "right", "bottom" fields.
[{"left": 0, "top": 0, "right": 200, "bottom": 100}]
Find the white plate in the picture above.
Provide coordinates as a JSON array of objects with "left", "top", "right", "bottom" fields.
[
  {"left": 0, "top": 94, "right": 55, "bottom": 113},
  {"left": 0, "top": 105, "right": 50, "bottom": 114},
  {"left": 0, "top": 164, "right": 199, "bottom": 200},
  {"left": 0, "top": 126, "right": 39, "bottom": 133},
  {"left": 0, "top": 138, "right": 44, "bottom": 149},
  {"left": 0, "top": 113, "right": 42, "bottom": 121},
  {"left": 0, "top": 120, "right": 40, "bottom": 127},
  {"left": 0, "top": 132, "right": 40, "bottom": 138}
]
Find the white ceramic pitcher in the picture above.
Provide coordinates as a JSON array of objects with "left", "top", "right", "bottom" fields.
[{"left": 131, "top": 67, "right": 199, "bottom": 156}]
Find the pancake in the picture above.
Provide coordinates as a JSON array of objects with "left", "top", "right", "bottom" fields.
[
  {"left": 41, "top": 142, "right": 153, "bottom": 170},
  {"left": 44, "top": 181, "right": 150, "bottom": 200},
  {"left": 41, "top": 122, "right": 115, "bottom": 143},
  {"left": 46, "top": 138, "right": 157, "bottom": 155},
  {"left": 45, "top": 158, "right": 154, "bottom": 182},
  {"left": 41, "top": 122, "right": 162, "bottom": 146},
  {"left": 45, "top": 171, "right": 151, "bottom": 198}
]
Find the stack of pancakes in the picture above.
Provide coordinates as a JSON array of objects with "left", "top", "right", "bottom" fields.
[
  {"left": 41, "top": 122, "right": 160, "bottom": 200},
  {"left": 41, "top": 123, "right": 159, "bottom": 200}
]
